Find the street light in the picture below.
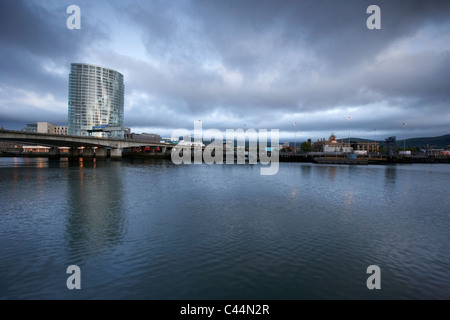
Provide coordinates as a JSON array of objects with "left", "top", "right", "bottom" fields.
[
  {"left": 293, "top": 122, "right": 297, "bottom": 154},
  {"left": 374, "top": 128, "right": 378, "bottom": 154},
  {"left": 403, "top": 122, "right": 407, "bottom": 151},
  {"left": 347, "top": 116, "right": 351, "bottom": 147}
]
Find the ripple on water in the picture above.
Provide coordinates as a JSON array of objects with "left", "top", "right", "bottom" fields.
[{"left": 0, "top": 160, "right": 449, "bottom": 299}]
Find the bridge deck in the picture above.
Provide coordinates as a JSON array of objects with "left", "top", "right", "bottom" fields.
[{"left": 0, "top": 129, "right": 173, "bottom": 149}]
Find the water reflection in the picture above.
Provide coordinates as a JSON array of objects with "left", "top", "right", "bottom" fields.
[
  {"left": 124, "top": 157, "right": 174, "bottom": 169},
  {"left": 1, "top": 158, "right": 449, "bottom": 299},
  {"left": 313, "top": 165, "right": 342, "bottom": 186},
  {"left": 75, "top": 158, "right": 100, "bottom": 169},
  {"left": 384, "top": 165, "right": 397, "bottom": 187},
  {"left": 300, "top": 164, "right": 312, "bottom": 177},
  {"left": 66, "top": 161, "right": 125, "bottom": 262},
  {"left": 328, "top": 166, "right": 337, "bottom": 182},
  {"left": 290, "top": 186, "right": 298, "bottom": 199},
  {"left": 344, "top": 191, "right": 354, "bottom": 207}
]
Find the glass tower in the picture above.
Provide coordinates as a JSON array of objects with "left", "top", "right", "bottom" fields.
[{"left": 68, "top": 63, "right": 124, "bottom": 138}]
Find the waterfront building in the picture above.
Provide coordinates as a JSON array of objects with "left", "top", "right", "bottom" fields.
[
  {"left": 177, "top": 140, "right": 205, "bottom": 147},
  {"left": 352, "top": 141, "right": 379, "bottom": 153},
  {"left": 37, "top": 122, "right": 53, "bottom": 134},
  {"left": 315, "top": 134, "right": 353, "bottom": 153},
  {"left": 21, "top": 124, "right": 37, "bottom": 133},
  {"left": 125, "top": 132, "right": 161, "bottom": 143},
  {"left": 21, "top": 146, "right": 70, "bottom": 153},
  {"left": 52, "top": 125, "right": 68, "bottom": 135},
  {"left": 315, "top": 134, "right": 379, "bottom": 153},
  {"left": 38, "top": 122, "right": 68, "bottom": 135},
  {"left": 21, "top": 122, "right": 68, "bottom": 135},
  {"left": 161, "top": 137, "right": 179, "bottom": 144},
  {"left": 68, "top": 63, "right": 124, "bottom": 138},
  {"left": 0, "top": 142, "right": 23, "bottom": 154}
]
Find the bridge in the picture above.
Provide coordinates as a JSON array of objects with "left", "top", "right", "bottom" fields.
[{"left": 0, "top": 129, "right": 174, "bottom": 159}]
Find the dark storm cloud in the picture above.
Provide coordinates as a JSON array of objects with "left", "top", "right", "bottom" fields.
[
  {"left": 1, "top": 0, "right": 449, "bottom": 139},
  {"left": 0, "top": 0, "right": 109, "bottom": 127},
  {"left": 117, "top": 0, "right": 450, "bottom": 123},
  {"left": 193, "top": 0, "right": 450, "bottom": 68}
]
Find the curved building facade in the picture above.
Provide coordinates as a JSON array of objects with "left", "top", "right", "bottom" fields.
[{"left": 68, "top": 63, "right": 124, "bottom": 138}]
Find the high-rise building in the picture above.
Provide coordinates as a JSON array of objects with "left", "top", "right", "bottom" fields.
[{"left": 68, "top": 63, "right": 124, "bottom": 138}]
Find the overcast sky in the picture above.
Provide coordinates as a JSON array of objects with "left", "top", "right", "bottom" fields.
[{"left": 0, "top": 0, "right": 449, "bottom": 141}]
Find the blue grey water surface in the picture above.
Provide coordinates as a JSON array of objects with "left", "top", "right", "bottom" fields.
[{"left": 0, "top": 157, "right": 449, "bottom": 299}]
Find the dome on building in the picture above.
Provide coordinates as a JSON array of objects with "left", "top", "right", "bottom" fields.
[{"left": 329, "top": 133, "right": 337, "bottom": 143}]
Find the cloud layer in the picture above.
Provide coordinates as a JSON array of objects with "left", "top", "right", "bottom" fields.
[{"left": 1, "top": 0, "right": 449, "bottom": 141}]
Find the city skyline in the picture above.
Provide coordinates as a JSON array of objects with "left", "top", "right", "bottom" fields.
[{"left": 1, "top": 0, "right": 450, "bottom": 141}]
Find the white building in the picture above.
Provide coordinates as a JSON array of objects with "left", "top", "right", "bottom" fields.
[
  {"left": 53, "top": 126, "right": 68, "bottom": 135},
  {"left": 68, "top": 63, "right": 125, "bottom": 138},
  {"left": 37, "top": 122, "right": 53, "bottom": 133},
  {"left": 323, "top": 144, "right": 353, "bottom": 153},
  {"left": 322, "top": 134, "right": 353, "bottom": 153},
  {"left": 177, "top": 140, "right": 205, "bottom": 147},
  {"left": 22, "top": 146, "right": 70, "bottom": 153},
  {"left": 35, "top": 122, "right": 68, "bottom": 135}
]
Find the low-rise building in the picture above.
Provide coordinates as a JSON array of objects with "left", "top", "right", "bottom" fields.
[
  {"left": 22, "top": 146, "right": 70, "bottom": 153},
  {"left": 52, "top": 126, "right": 68, "bottom": 135},
  {"left": 0, "top": 142, "right": 23, "bottom": 153},
  {"left": 315, "top": 134, "right": 379, "bottom": 153},
  {"left": 125, "top": 132, "right": 161, "bottom": 143},
  {"left": 37, "top": 122, "right": 53, "bottom": 134},
  {"left": 353, "top": 141, "right": 379, "bottom": 153},
  {"left": 161, "top": 137, "right": 179, "bottom": 144},
  {"left": 22, "top": 122, "right": 68, "bottom": 135},
  {"left": 22, "top": 124, "right": 37, "bottom": 133},
  {"left": 318, "top": 134, "right": 353, "bottom": 153}
]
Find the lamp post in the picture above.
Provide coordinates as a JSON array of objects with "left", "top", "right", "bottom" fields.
[
  {"left": 293, "top": 122, "right": 297, "bottom": 154},
  {"left": 195, "top": 119, "right": 201, "bottom": 143},
  {"left": 243, "top": 124, "right": 246, "bottom": 152},
  {"left": 347, "top": 116, "right": 351, "bottom": 150},
  {"left": 403, "top": 122, "right": 407, "bottom": 151},
  {"left": 374, "top": 128, "right": 378, "bottom": 154}
]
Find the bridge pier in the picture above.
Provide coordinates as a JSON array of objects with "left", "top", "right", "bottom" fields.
[
  {"left": 48, "top": 147, "right": 61, "bottom": 160},
  {"left": 95, "top": 147, "right": 107, "bottom": 160},
  {"left": 68, "top": 147, "right": 80, "bottom": 161},
  {"left": 110, "top": 148, "right": 122, "bottom": 160},
  {"left": 82, "top": 147, "right": 95, "bottom": 159}
]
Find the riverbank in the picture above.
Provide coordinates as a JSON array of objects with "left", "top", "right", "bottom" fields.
[{"left": 2, "top": 151, "right": 449, "bottom": 163}]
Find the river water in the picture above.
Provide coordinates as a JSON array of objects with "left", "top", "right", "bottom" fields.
[{"left": 0, "top": 157, "right": 449, "bottom": 299}]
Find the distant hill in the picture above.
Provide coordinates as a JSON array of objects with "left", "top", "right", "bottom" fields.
[
  {"left": 398, "top": 134, "right": 450, "bottom": 148},
  {"left": 203, "top": 134, "right": 450, "bottom": 149},
  {"left": 334, "top": 134, "right": 450, "bottom": 148}
]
